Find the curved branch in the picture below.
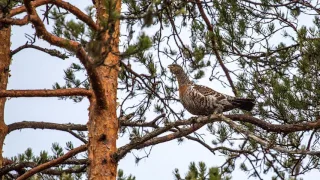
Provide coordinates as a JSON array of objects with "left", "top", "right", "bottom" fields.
[
  {"left": 11, "top": 44, "right": 69, "bottom": 59},
  {"left": 7, "top": 121, "right": 87, "bottom": 134},
  {"left": 9, "top": 0, "right": 98, "bottom": 30},
  {"left": 0, "top": 159, "right": 87, "bottom": 176},
  {"left": 16, "top": 145, "right": 87, "bottom": 180},
  {"left": 0, "top": 16, "right": 29, "bottom": 26},
  {"left": 0, "top": 89, "right": 92, "bottom": 98},
  {"left": 22, "top": 0, "right": 106, "bottom": 107}
]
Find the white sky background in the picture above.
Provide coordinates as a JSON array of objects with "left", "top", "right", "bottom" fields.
[{"left": 3, "top": 0, "right": 320, "bottom": 179}]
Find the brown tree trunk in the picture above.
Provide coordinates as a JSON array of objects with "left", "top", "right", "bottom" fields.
[
  {"left": 87, "top": 0, "right": 121, "bottom": 179},
  {"left": 0, "top": 24, "right": 10, "bottom": 166}
]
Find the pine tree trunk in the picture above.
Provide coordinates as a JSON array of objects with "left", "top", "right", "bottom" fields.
[
  {"left": 87, "top": 0, "right": 121, "bottom": 179},
  {"left": 0, "top": 24, "right": 10, "bottom": 167}
]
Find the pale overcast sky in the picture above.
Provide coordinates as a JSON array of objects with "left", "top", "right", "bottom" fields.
[{"left": 4, "top": 1, "right": 319, "bottom": 179}]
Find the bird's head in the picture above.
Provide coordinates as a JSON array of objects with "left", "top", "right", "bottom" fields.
[{"left": 168, "top": 64, "right": 184, "bottom": 75}]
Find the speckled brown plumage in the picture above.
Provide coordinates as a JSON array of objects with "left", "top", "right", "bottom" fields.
[{"left": 168, "top": 64, "right": 255, "bottom": 115}]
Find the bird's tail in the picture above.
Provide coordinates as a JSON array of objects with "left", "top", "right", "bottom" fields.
[{"left": 232, "top": 98, "right": 255, "bottom": 111}]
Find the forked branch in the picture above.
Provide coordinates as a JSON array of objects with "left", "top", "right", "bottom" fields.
[{"left": 9, "top": 0, "right": 98, "bottom": 30}]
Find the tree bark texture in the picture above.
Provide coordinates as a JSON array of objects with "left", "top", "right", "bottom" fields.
[
  {"left": 0, "top": 24, "right": 10, "bottom": 167},
  {"left": 87, "top": 0, "right": 121, "bottom": 179}
]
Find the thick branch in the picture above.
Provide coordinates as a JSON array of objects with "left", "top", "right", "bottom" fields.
[
  {"left": 16, "top": 145, "right": 87, "bottom": 180},
  {"left": 0, "top": 89, "right": 92, "bottom": 98},
  {"left": 8, "top": 121, "right": 87, "bottom": 134},
  {"left": 10, "top": 0, "right": 98, "bottom": 30},
  {"left": 11, "top": 44, "right": 69, "bottom": 59},
  {"left": 0, "top": 16, "right": 29, "bottom": 26}
]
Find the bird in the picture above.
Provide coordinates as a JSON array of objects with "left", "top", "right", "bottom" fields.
[{"left": 168, "top": 64, "right": 255, "bottom": 115}]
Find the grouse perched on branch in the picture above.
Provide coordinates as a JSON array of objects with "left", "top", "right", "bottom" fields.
[{"left": 168, "top": 64, "right": 255, "bottom": 115}]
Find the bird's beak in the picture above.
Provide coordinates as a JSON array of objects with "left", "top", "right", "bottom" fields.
[{"left": 168, "top": 64, "right": 173, "bottom": 69}]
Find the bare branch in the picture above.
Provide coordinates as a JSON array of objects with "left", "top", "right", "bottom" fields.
[
  {"left": 67, "top": 130, "right": 88, "bottom": 144},
  {"left": 11, "top": 44, "right": 69, "bottom": 59},
  {"left": 0, "top": 89, "right": 92, "bottom": 98},
  {"left": 7, "top": 121, "right": 86, "bottom": 133},
  {"left": 185, "top": 135, "right": 253, "bottom": 154},
  {"left": 16, "top": 145, "right": 87, "bottom": 180}
]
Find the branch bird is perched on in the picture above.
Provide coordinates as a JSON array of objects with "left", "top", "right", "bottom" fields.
[{"left": 168, "top": 64, "right": 255, "bottom": 115}]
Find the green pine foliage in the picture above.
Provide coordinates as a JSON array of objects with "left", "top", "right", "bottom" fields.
[
  {"left": 173, "top": 161, "right": 231, "bottom": 180},
  {"left": 117, "top": 169, "right": 136, "bottom": 180},
  {"left": 6, "top": 142, "right": 86, "bottom": 180}
]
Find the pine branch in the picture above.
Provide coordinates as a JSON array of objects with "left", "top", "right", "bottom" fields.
[
  {"left": 195, "top": 0, "right": 238, "bottom": 96},
  {"left": 116, "top": 115, "right": 216, "bottom": 160},
  {"left": 227, "top": 114, "right": 320, "bottom": 133},
  {"left": 8, "top": 113, "right": 161, "bottom": 134},
  {"left": 41, "top": 165, "right": 87, "bottom": 175},
  {"left": 9, "top": 0, "right": 98, "bottom": 30},
  {"left": 185, "top": 135, "right": 253, "bottom": 154},
  {"left": 22, "top": 0, "right": 107, "bottom": 107},
  {"left": 0, "top": 16, "right": 29, "bottom": 26},
  {"left": 220, "top": 115, "right": 320, "bottom": 156},
  {"left": 0, "top": 89, "right": 92, "bottom": 98},
  {"left": 0, "top": 159, "right": 87, "bottom": 176},
  {"left": 7, "top": 121, "right": 87, "bottom": 134},
  {"left": 16, "top": 145, "right": 87, "bottom": 180},
  {"left": 11, "top": 44, "right": 69, "bottom": 59},
  {"left": 116, "top": 114, "right": 320, "bottom": 160}
]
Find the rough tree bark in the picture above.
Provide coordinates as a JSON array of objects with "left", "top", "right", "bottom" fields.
[
  {"left": 0, "top": 21, "right": 10, "bottom": 166},
  {"left": 87, "top": 0, "right": 121, "bottom": 179}
]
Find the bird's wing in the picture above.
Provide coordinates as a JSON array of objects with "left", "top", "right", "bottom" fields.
[{"left": 192, "top": 84, "right": 232, "bottom": 100}]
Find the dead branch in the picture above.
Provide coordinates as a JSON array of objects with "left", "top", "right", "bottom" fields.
[
  {"left": 0, "top": 89, "right": 92, "bottom": 98},
  {"left": 7, "top": 121, "right": 87, "bottom": 133},
  {"left": 11, "top": 44, "right": 68, "bottom": 59}
]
